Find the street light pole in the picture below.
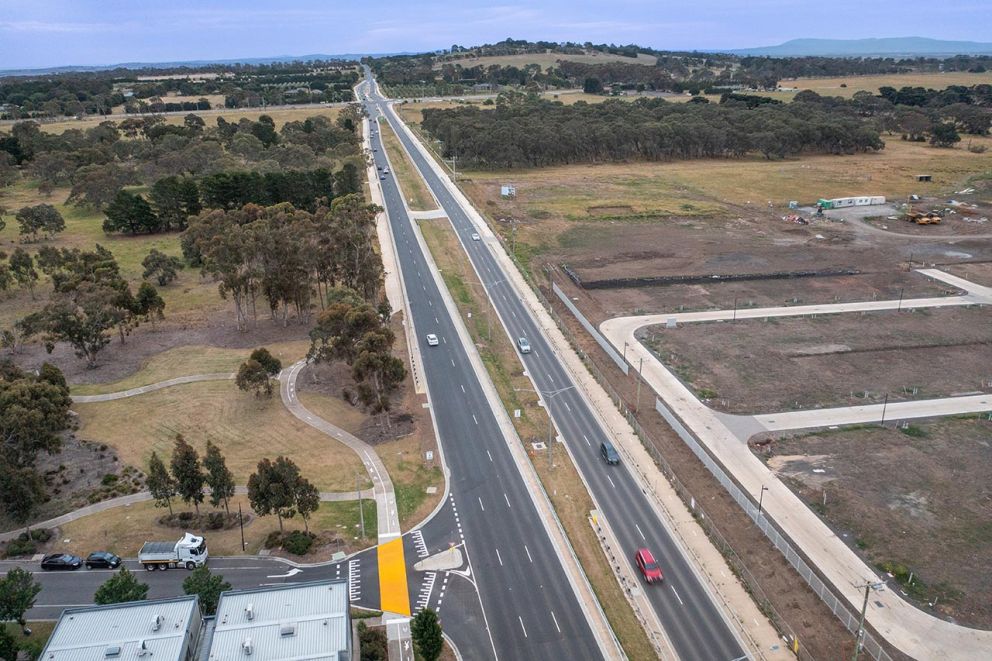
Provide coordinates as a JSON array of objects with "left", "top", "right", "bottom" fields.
[
  {"left": 757, "top": 485, "right": 769, "bottom": 517},
  {"left": 238, "top": 503, "right": 246, "bottom": 552},
  {"left": 635, "top": 357, "right": 643, "bottom": 413}
]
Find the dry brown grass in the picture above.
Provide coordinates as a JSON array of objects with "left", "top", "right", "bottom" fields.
[
  {"left": 52, "top": 494, "right": 375, "bottom": 557},
  {"left": 417, "top": 217, "right": 657, "bottom": 659},
  {"left": 9, "top": 105, "right": 345, "bottom": 135},
  {"left": 781, "top": 71, "right": 992, "bottom": 98},
  {"left": 71, "top": 341, "right": 310, "bottom": 396},
  {"left": 378, "top": 118, "right": 437, "bottom": 211},
  {"left": 73, "top": 380, "right": 371, "bottom": 492}
]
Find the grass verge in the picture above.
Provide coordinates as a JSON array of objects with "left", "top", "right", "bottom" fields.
[
  {"left": 73, "top": 380, "right": 372, "bottom": 492},
  {"left": 417, "top": 217, "right": 656, "bottom": 658},
  {"left": 3, "top": 622, "right": 55, "bottom": 658},
  {"left": 70, "top": 341, "right": 310, "bottom": 395},
  {"left": 378, "top": 117, "right": 438, "bottom": 211},
  {"left": 51, "top": 494, "right": 376, "bottom": 557}
]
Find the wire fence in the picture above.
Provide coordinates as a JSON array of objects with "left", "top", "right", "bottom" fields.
[{"left": 533, "top": 280, "right": 894, "bottom": 661}]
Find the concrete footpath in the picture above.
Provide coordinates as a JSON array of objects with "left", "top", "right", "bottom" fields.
[
  {"left": 0, "top": 487, "right": 372, "bottom": 543},
  {"left": 601, "top": 274, "right": 992, "bottom": 659},
  {"left": 387, "top": 96, "right": 786, "bottom": 659}
]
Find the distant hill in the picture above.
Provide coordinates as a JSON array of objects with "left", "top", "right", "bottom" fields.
[
  {"left": 731, "top": 37, "right": 992, "bottom": 58},
  {"left": 0, "top": 52, "right": 412, "bottom": 77}
]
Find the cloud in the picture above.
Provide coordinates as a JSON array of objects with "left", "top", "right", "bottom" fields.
[{"left": 0, "top": 20, "right": 117, "bottom": 33}]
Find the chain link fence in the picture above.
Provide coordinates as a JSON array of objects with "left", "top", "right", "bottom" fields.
[{"left": 533, "top": 279, "right": 893, "bottom": 661}]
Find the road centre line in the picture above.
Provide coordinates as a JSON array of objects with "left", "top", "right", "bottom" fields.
[
  {"left": 503, "top": 493, "right": 511, "bottom": 508},
  {"left": 472, "top": 414, "right": 479, "bottom": 425},
  {"left": 635, "top": 523, "right": 646, "bottom": 541},
  {"left": 518, "top": 616, "right": 528, "bottom": 638},
  {"left": 607, "top": 475, "right": 616, "bottom": 489},
  {"left": 495, "top": 548, "right": 503, "bottom": 566},
  {"left": 672, "top": 586, "right": 685, "bottom": 607},
  {"left": 478, "top": 496, "right": 485, "bottom": 511},
  {"left": 524, "top": 545, "right": 533, "bottom": 563},
  {"left": 551, "top": 610, "right": 561, "bottom": 634},
  {"left": 486, "top": 450, "right": 493, "bottom": 462},
  {"left": 582, "top": 434, "right": 590, "bottom": 446}
]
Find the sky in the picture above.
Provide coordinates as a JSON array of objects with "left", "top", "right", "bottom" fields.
[{"left": 1, "top": 0, "right": 990, "bottom": 69}]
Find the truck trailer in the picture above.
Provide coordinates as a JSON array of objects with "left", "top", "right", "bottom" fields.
[{"left": 138, "top": 532, "right": 208, "bottom": 571}]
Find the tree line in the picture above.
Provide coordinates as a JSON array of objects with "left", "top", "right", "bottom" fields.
[
  {"left": 368, "top": 38, "right": 992, "bottom": 98},
  {"left": 0, "top": 59, "right": 358, "bottom": 120},
  {"left": 420, "top": 94, "right": 885, "bottom": 168},
  {"left": 0, "top": 110, "right": 363, "bottom": 207},
  {"left": 182, "top": 194, "right": 384, "bottom": 330}
]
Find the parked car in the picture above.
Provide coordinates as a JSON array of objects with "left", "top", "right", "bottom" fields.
[
  {"left": 380, "top": 174, "right": 386, "bottom": 180},
  {"left": 517, "top": 337, "right": 531, "bottom": 354},
  {"left": 471, "top": 233, "right": 480, "bottom": 241},
  {"left": 634, "top": 548, "right": 663, "bottom": 583},
  {"left": 383, "top": 167, "right": 390, "bottom": 174},
  {"left": 41, "top": 553, "right": 82, "bottom": 571},
  {"left": 85, "top": 551, "right": 122, "bottom": 569},
  {"left": 426, "top": 334, "right": 439, "bottom": 346},
  {"left": 600, "top": 441, "right": 620, "bottom": 465}
]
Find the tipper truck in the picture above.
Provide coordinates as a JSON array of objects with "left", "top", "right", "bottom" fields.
[{"left": 138, "top": 532, "right": 208, "bottom": 571}]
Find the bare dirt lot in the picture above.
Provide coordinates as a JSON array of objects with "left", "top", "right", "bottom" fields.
[
  {"left": 947, "top": 261, "right": 992, "bottom": 287},
  {"left": 758, "top": 416, "right": 992, "bottom": 629},
  {"left": 577, "top": 270, "right": 956, "bottom": 320},
  {"left": 640, "top": 305, "right": 992, "bottom": 414}
]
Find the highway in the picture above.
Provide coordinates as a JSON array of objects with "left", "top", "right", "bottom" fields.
[
  {"left": 366, "top": 71, "right": 749, "bottom": 660},
  {"left": 362, "top": 81, "right": 605, "bottom": 659}
]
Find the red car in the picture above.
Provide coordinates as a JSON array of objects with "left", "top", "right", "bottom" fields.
[{"left": 635, "top": 547, "right": 663, "bottom": 583}]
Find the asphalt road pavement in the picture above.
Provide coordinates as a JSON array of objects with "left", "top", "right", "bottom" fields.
[
  {"left": 368, "top": 72, "right": 749, "bottom": 660},
  {"left": 363, "top": 80, "right": 604, "bottom": 660}
]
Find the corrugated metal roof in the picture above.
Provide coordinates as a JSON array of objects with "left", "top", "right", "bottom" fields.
[
  {"left": 208, "top": 581, "right": 350, "bottom": 660},
  {"left": 41, "top": 596, "right": 200, "bottom": 661}
]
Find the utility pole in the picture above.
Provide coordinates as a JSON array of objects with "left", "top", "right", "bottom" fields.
[
  {"left": 733, "top": 296, "right": 738, "bottom": 322},
  {"left": 897, "top": 288, "right": 904, "bottom": 312},
  {"left": 635, "top": 357, "right": 643, "bottom": 413},
  {"left": 853, "top": 581, "right": 885, "bottom": 661},
  {"left": 356, "top": 473, "right": 366, "bottom": 539},
  {"left": 880, "top": 393, "right": 889, "bottom": 425},
  {"left": 547, "top": 407, "right": 554, "bottom": 470}
]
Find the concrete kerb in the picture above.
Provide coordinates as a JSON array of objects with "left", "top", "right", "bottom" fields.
[
  {"left": 387, "top": 101, "right": 769, "bottom": 659},
  {"left": 366, "top": 100, "right": 454, "bottom": 535},
  {"left": 280, "top": 360, "right": 400, "bottom": 542},
  {"left": 606, "top": 306, "right": 992, "bottom": 659},
  {"left": 389, "top": 115, "right": 620, "bottom": 659}
]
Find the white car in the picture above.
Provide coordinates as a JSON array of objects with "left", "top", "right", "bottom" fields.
[
  {"left": 426, "top": 334, "right": 439, "bottom": 346},
  {"left": 517, "top": 337, "right": 531, "bottom": 354},
  {"left": 471, "top": 233, "right": 480, "bottom": 241},
  {"left": 383, "top": 168, "right": 390, "bottom": 174}
]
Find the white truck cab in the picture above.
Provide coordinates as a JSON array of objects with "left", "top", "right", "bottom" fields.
[{"left": 139, "top": 532, "right": 208, "bottom": 571}]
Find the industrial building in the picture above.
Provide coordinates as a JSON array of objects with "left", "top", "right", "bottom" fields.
[
  {"left": 39, "top": 596, "right": 203, "bottom": 661},
  {"left": 39, "top": 580, "right": 351, "bottom": 661},
  {"left": 204, "top": 581, "right": 351, "bottom": 660}
]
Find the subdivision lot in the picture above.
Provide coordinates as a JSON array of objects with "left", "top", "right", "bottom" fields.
[
  {"left": 73, "top": 380, "right": 372, "bottom": 492},
  {"left": 576, "top": 271, "right": 955, "bottom": 319},
  {"left": 639, "top": 305, "right": 992, "bottom": 414},
  {"left": 947, "top": 261, "right": 992, "bottom": 287},
  {"left": 758, "top": 416, "right": 992, "bottom": 629}
]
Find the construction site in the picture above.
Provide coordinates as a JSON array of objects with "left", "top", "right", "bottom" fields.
[{"left": 443, "top": 133, "right": 992, "bottom": 655}]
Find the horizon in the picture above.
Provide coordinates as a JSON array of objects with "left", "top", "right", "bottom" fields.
[{"left": 2, "top": 0, "right": 991, "bottom": 70}]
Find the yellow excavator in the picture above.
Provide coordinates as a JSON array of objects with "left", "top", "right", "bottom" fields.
[{"left": 904, "top": 210, "right": 943, "bottom": 225}]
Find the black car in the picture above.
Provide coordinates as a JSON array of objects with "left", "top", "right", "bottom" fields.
[
  {"left": 40, "top": 553, "right": 82, "bottom": 571},
  {"left": 600, "top": 441, "right": 621, "bottom": 465},
  {"left": 85, "top": 551, "right": 122, "bottom": 569}
]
